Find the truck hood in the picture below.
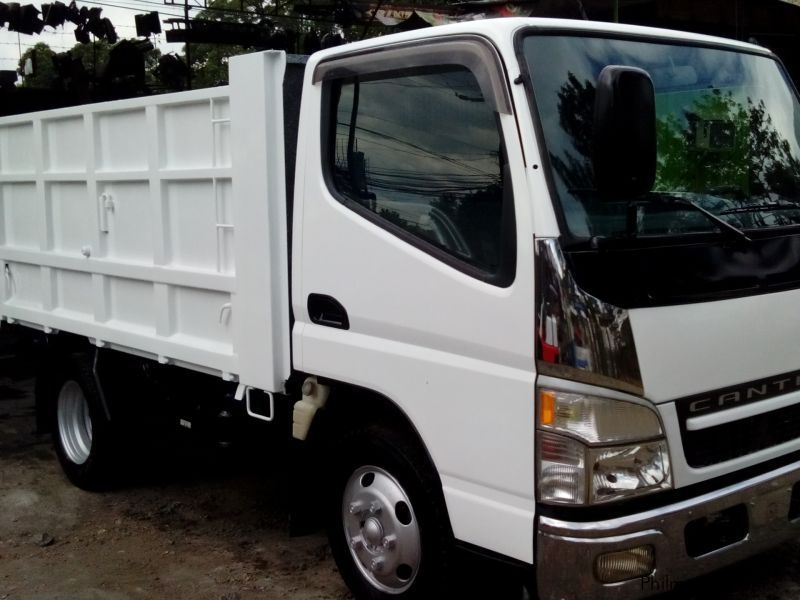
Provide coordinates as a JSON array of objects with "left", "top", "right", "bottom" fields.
[{"left": 630, "top": 287, "right": 800, "bottom": 403}]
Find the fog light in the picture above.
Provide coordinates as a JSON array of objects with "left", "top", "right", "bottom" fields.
[{"left": 595, "top": 545, "right": 655, "bottom": 583}]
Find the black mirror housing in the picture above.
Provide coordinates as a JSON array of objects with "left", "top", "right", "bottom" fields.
[{"left": 593, "top": 65, "right": 656, "bottom": 198}]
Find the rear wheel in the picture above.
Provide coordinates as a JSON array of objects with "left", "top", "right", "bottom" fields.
[
  {"left": 56, "top": 380, "right": 93, "bottom": 466},
  {"left": 50, "top": 352, "right": 116, "bottom": 490},
  {"left": 327, "top": 425, "right": 455, "bottom": 600}
]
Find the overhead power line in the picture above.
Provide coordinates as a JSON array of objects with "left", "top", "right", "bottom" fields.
[
  {"left": 73, "top": 0, "right": 185, "bottom": 18},
  {"left": 72, "top": 0, "right": 328, "bottom": 25},
  {"left": 0, "top": 39, "right": 72, "bottom": 47}
]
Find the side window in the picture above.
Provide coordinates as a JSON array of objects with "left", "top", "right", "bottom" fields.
[{"left": 329, "top": 65, "right": 508, "bottom": 276}]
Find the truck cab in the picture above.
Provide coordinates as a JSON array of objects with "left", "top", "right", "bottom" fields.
[{"left": 292, "top": 18, "right": 800, "bottom": 599}]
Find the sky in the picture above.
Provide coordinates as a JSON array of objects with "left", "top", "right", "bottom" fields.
[{"left": 0, "top": 0, "right": 187, "bottom": 72}]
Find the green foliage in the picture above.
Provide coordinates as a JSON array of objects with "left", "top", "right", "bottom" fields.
[
  {"left": 185, "top": 0, "right": 362, "bottom": 87},
  {"left": 68, "top": 39, "right": 112, "bottom": 81},
  {"left": 655, "top": 91, "right": 750, "bottom": 194},
  {"left": 17, "top": 42, "right": 57, "bottom": 89},
  {"left": 655, "top": 90, "right": 800, "bottom": 201},
  {"left": 188, "top": 43, "right": 246, "bottom": 88},
  {"left": 142, "top": 47, "right": 164, "bottom": 89},
  {"left": 187, "top": 0, "right": 275, "bottom": 87},
  {"left": 16, "top": 39, "right": 163, "bottom": 92},
  {"left": 551, "top": 73, "right": 800, "bottom": 204}
]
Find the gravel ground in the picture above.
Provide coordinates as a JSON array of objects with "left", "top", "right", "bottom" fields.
[{"left": 3, "top": 337, "right": 800, "bottom": 600}]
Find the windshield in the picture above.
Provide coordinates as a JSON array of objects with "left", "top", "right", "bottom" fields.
[{"left": 521, "top": 34, "right": 800, "bottom": 240}]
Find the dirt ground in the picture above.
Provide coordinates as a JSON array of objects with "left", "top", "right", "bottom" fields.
[
  {"left": 0, "top": 345, "right": 351, "bottom": 600},
  {"left": 3, "top": 339, "right": 800, "bottom": 600}
]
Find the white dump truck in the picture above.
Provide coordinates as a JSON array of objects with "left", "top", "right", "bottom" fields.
[{"left": 3, "top": 16, "right": 800, "bottom": 599}]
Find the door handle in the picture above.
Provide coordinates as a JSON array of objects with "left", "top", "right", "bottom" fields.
[
  {"left": 307, "top": 294, "right": 349, "bottom": 330},
  {"left": 98, "top": 193, "right": 114, "bottom": 233}
]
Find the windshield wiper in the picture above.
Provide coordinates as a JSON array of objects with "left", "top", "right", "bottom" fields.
[
  {"left": 719, "top": 201, "right": 800, "bottom": 215},
  {"left": 628, "top": 195, "right": 752, "bottom": 243}
]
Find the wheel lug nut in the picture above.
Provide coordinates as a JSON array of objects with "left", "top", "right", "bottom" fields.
[
  {"left": 381, "top": 534, "right": 396, "bottom": 549},
  {"left": 350, "top": 536, "right": 364, "bottom": 550},
  {"left": 370, "top": 558, "right": 385, "bottom": 573},
  {"left": 369, "top": 501, "right": 382, "bottom": 514},
  {"left": 349, "top": 501, "right": 365, "bottom": 515}
]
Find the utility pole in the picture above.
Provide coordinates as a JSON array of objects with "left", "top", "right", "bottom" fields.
[{"left": 184, "top": 0, "right": 192, "bottom": 89}]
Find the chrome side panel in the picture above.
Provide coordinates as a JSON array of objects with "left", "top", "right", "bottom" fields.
[{"left": 535, "top": 238, "right": 643, "bottom": 395}]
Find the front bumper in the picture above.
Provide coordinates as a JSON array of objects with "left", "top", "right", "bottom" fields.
[{"left": 537, "top": 459, "right": 800, "bottom": 599}]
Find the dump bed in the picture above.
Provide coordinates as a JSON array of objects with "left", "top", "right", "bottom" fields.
[{"left": 0, "top": 51, "right": 293, "bottom": 394}]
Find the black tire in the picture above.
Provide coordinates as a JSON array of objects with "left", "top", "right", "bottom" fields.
[
  {"left": 326, "top": 424, "right": 455, "bottom": 600},
  {"left": 49, "top": 351, "right": 117, "bottom": 491}
]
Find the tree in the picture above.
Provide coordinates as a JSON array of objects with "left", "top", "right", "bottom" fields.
[
  {"left": 185, "top": 0, "right": 346, "bottom": 87},
  {"left": 68, "top": 39, "right": 112, "bottom": 81},
  {"left": 187, "top": 0, "right": 274, "bottom": 88},
  {"left": 655, "top": 91, "right": 800, "bottom": 204},
  {"left": 17, "top": 38, "right": 163, "bottom": 94},
  {"left": 17, "top": 42, "right": 57, "bottom": 89},
  {"left": 550, "top": 72, "right": 800, "bottom": 205},
  {"left": 188, "top": 42, "right": 245, "bottom": 88},
  {"left": 551, "top": 72, "right": 595, "bottom": 191}
]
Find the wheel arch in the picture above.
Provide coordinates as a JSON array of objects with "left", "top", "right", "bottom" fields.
[
  {"left": 312, "top": 380, "right": 444, "bottom": 481},
  {"left": 291, "top": 378, "right": 453, "bottom": 539},
  {"left": 34, "top": 332, "right": 95, "bottom": 434}
]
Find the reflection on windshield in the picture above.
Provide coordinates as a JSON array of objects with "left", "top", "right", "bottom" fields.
[
  {"left": 656, "top": 92, "right": 800, "bottom": 228},
  {"left": 523, "top": 35, "right": 800, "bottom": 239}
]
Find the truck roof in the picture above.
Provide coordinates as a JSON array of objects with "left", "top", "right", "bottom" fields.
[{"left": 311, "top": 16, "right": 771, "bottom": 63}]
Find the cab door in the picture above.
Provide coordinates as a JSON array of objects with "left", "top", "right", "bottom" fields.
[{"left": 293, "top": 36, "right": 537, "bottom": 564}]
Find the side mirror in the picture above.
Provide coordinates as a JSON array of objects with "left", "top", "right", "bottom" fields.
[{"left": 593, "top": 66, "right": 656, "bottom": 198}]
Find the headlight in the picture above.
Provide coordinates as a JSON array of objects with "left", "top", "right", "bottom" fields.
[
  {"left": 539, "top": 389, "right": 662, "bottom": 443},
  {"left": 588, "top": 441, "right": 670, "bottom": 503},
  {"left": 537, "top": 389, "right": 671, "bottom": 505}
]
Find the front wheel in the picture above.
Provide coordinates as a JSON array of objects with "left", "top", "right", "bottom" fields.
[{"left": 327, "top": 425, "right": 455, "bottom": 600}]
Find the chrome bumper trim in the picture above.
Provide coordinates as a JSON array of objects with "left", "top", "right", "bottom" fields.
[{"left": 537, "top": 459, "right": 800, "bottom": 599}]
